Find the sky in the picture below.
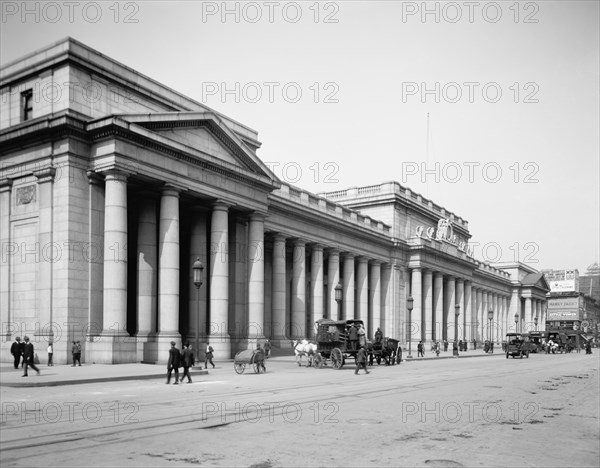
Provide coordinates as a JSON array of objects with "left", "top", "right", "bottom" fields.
[{"left": 1, "top": 0, "right": 599, "bottom": 274}]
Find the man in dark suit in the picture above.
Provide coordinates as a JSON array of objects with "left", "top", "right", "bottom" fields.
[
  {"left": 22, "top": 336, "right": 40, "bottom": 377},
  {"left": 348, "top": 324, "right": 359, "bottom": 351},
  {"left": 10, "top": 337, "right": 22, "bottom": 369},
  {"left": 180, "top": 343, "right": 194, "bottom": 383},
  {"left": 166, "top": 341, "right": 181, "bottom": 384}
]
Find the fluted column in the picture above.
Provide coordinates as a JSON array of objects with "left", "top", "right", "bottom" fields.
[
  {"left": 209, "top": 201, "right": 230, "bottom": 356},
  {"left": 455, "top": 278, "right": 464, "bottom": 343},
  {"left": 464, "top": 280, "right": 472, "bottom": 342},
  {"left": 248, "top": 213, "right": 265, "bottom": 342},
  {"left": 342, "top": 253, "right": 355, "bottom": 320},
  {"left": 272, "top": 234, "right": 287, "bottom": 341},
  {"left": 310, "top": 245, "right": 324, "bottom": 338},
  {"left": 433, "top": 272, "right": 443, "bottom": 342},
  {"left": 476, "top": 288, "right": 483, "bottom": 341},
  {"left": 509, "top": 288, "right": 520, "bottom": 332},
  {"left": 444, "top": 276, "right": 455, "bottom": 342},
  {"left": 291, "top": 239, "right": 306, "bottom": 338},
  {"left": 327, "top": 249, "right": 340, "bottom": 320},
  {"left": 0, "top": 180, "right": 12, "bottom": 338},
  {"left": 380, "top": 263, "right": 393, "bottom": 335},
  {"left": 524, "top": 297, "right": 533, "bottom": 332},
  {"left": 411, "top": 268, "right": 422, "bottom": 345},
  {"left": 369, "top": 261, "right": 381, "bottom": 334},
  {"left": 423, "top": 269, "right": 433, "bottom": 343},
  {"left": 356, "top": 257, "right": 369, "bottom": 327}
]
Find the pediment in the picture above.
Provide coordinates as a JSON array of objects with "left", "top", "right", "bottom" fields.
[{"left": 117, "top": 112, "right": 278, "bottom": 182}]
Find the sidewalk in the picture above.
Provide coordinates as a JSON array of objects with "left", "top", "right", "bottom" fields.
[{"left": 1, "top": 351, "right": 501, "bottom": 388}]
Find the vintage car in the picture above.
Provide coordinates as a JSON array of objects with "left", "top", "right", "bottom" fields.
[{"left": 505, "top": 333, "right": 531, "bottom": 359}]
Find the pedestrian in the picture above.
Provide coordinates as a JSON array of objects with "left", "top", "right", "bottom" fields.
[
  {"left": 166, "top": 341, "right": 181, "bottom": 384},
  {"left": 443, "top": 339, "right": 448, "bottom": 352},
  {"left": 47, "top": 342, "right": 53, "bottom": 366},
  {"left": 453, "top": 340, "right": 459, "bottom": 357},
  {"left": 75, "top": 340, "right": 82, "bottom": 365},
  {"left": 263, "top": 339, "right": 272, "bottom": 358},
  {"left": 71, "top": 341, "right": 82, "bottom": 366},
  {"left": 355, "top": 345, "right": 369, "bottom": 374},
  {"left": 473, "top": 339, "right": 477, "bottom": 350},
  {"left": 22, "top": 336, "right": 40, "bottom": 377},
  {"left": 374, "top": 327, "right": 383, "bottom": 344},
  {"left": 180, "top": 342, "right": 194, "bottom": 383},
  {"left": 435, "top": 341, "right": 440, "bottom": 357},
  {"left": 10, "top": 337, "right": 22, "bottom": 369},
  {"left": 255, "top": 343, "right": 266, "bottom": 372},
  {"left": 417, "top": 341, "right": 424, "bottom": 357},
  {"left": 348, "top": 323, "right": 359, "bottom": 351},
  {"left": 458, "top": 340, "right": 463, "bottom": 352},
  {"left": 205, "top": 342, "right": 215, "bottom": 369},
  {"left": 358, "top": 324, "right": 366, "bottom": 348},
  {"left": 585, "top": 341, "right": 592, "bottom": 355}
]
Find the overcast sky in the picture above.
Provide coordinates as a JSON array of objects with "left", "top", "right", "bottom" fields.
[{"left": 2, "top": 0, "right": 598, "bottom": 274}]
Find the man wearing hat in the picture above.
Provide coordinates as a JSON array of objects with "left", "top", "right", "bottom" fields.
[
  {"left": 10, "top": 337, "right": 23, "bottom": 369},
  {"left": 166, "top": 341, "right": 181, "bottom": 384},
  {"left": 22, "top": 336, "right": 40, "bottom": 377}
]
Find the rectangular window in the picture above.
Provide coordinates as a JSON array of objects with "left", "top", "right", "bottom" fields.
[{"left": 21, "top": 89, "right": 33, "bottom": 121}]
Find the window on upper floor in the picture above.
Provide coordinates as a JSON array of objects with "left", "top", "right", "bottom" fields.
[{"left": 21, "top": 89, "right": 33, "bottom": 121}]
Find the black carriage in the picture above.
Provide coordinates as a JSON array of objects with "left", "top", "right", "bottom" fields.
[
  {"left": 233, "top": 349, "right": 266, "bottom": 374},
  {"left": 315, "top": 318, "right": 366, "bottom": 369},
  {"left": 368, "top": 337, "right": 399, "bottom": 365}
]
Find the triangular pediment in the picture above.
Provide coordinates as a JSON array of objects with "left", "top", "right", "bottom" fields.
[
  {"left": 115, "top": 112, "right": 279, "bottom": 183},
  {"left": 522, "top": 272, "right": 550, "bottom": 292}
]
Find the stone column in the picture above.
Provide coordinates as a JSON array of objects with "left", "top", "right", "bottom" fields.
[
  {"left": 136, "top": 193, "right": 158, "bottom": 361},
  {"left": 380, "top": 263, "right": 392, "bottom": 336},
  {"left": 87, "top": 173, "right": 104, "bottom": 344},
  {"left": 310, "top": 244, "right": 324, "bottom": 338},
  {"left": 88, "top": 170, "right": 135, "bottom": 364},
  {"left": 423, "top": 269, "right": 433, "bottom": 344},
  {"left": 272, "top": 234, "right": 287, "bottom": 343},
  {"left": 524, "top": 297, "right": 533, "bottom": 332},
  {"left": 476, "top": 288, "right": 483, "bottom": 341},
  {"left": 291, "top": 239, "right": 306, "bottom": 338},
  {"left": 433, "top": 272, "right": 443, "bottom": 342},
  {"left": 356, "top": 257, "right": 369, "bottom": 328},
  {"left": 0, "top": 180, "right": 12, "bottom": 340},
  {"left": 369, "top": 261, "right": 381, "bottom": 334},
  {"left": 209, "top": 201, "right": 230, "bottom": 357},
  {"left": 157, "top": 187, "right": 182, "bottom": 360},
  {"left": 464, "top": 280, "right": 472, "bottom": 342},
  {"left": 342, "top": 253, "right": 355, "bottom": 320},
  {"left": 509, "top": 288, "right": 520, "bottom": 332},
  {"left": 247, "top": 213, "right": 265, "bottom": 344},
  {"left": 410, "top": 268, "right": 422, "bottom": 349},
  {"left": 34, "top": 168, "right": 56, "bottom": 342},
  {"left": 444, "top": 276, "right": 455, "bottom": 342},
  {"left": 327, "top": 249, "right": 340, "bottom": 320},
  {"left": 455, "top": 278, "right": 464, "bottom": 343}
]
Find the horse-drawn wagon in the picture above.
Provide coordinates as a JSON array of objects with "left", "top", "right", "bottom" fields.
[
  {"left": 314, "top": 318, "right": 366, "bottom": 369},
  {"left": 368, "top": 337, "right": 399, "bottom": 365},
  {"left": 233, "top": 348, "right": 266, "bottom": 374}
]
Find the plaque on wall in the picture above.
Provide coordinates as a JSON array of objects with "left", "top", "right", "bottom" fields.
[{"left": 15, "top": 185, "right": 36, "bottom": 205}]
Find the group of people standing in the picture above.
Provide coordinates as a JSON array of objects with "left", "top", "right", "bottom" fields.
[{"left": 166, "top": 341, "right": 216, "bottom": 384}]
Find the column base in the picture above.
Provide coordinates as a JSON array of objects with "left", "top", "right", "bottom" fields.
[
  {"left": 208, "top": 333, "right": 232, "bottom": 360},
  {"left": 87, "top": 333, "right": 137, "bottom": 364},
  {"left": 153, "top": 332, "right": 183, "bottom": 365}
]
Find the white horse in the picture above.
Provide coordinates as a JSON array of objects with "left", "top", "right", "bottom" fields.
[{"left": 292, "top": 339, "right": 318, "bottom": 366}]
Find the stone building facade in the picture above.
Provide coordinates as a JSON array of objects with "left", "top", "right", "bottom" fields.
[{"left": 1, "top": 38, "right": 548, "bottom": 364}]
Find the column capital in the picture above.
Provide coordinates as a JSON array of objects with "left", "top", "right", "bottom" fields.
[
  {"left": 272, "top": 232, "right": 288, "bottom": 243},
  {"left": 33, "top": 167, "right": 56, "bottom": 183},
  {"left": 213, "top": 199, "right": 233, "bottom": 211},
  {"left": 456, "top": 277, "right": 465, "bottom": 285},
  {"left": 356, "top": 256, "right": 369, "bottom": 264},
  {"left": 291, "top": 238, "right": 307, "bottom": 247},
  {"left": 161, "top": 183, "right": 187, "bottom": 196},
  {"left": 326, "top": 247, "right": 340, "bottom": 256},
  {"left": 368, "top": 259, "right": 382, "bottom": 266},
  {"left": 98, "top": 168, "right": 130, "bottom": 182},
  {"left": 87, "top": 171, "right": 104, "bottom": 186},
  {"left": 341, "top": 252, "right": 355, "bottom": 260},
  {"left": 309, "top": 242, "right": 325, "bottom": 251},
  {"left": 249, "top": 211, "right": 267, "bottom": 222}
]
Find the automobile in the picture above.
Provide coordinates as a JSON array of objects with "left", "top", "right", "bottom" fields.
[
  {"left": 526, "top": 331, "right": 544, "bottom": 353},
  {"left": 505, "top": 333, "right": 531, "bottom": 359}
]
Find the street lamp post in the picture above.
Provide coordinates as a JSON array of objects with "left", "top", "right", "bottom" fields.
[
  {"left": 454, "top": 304, "right": 460, "bottom": 356},
  {"left": 192, "top": 257, "right": 204, "bottom": 366},
  {"left": 334, "top": 282, "right": 343, "bottom": 320},
  {"left": 514, "top": 312, "right": 519, "bottom": 333},
  {"left": 407, "top": 296, "right": 414, "bottom": 359},
  {"left": 488, "top": 308, "right": 494, "bottom": 352},
  {"left": 534, "top": 316, "right": 538, "bottom": 331}
]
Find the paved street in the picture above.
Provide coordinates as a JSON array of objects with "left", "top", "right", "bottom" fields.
[{"left": 1, "top": 352, "right": 598, "bottom": 468}]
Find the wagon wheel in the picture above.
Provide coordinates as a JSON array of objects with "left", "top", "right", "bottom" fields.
[
  {"left": 331, "top": 348, "right": 343, "bottom": 369},
  {"left": 234, "top": 362, "right": 246, "bottom": 374}
]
